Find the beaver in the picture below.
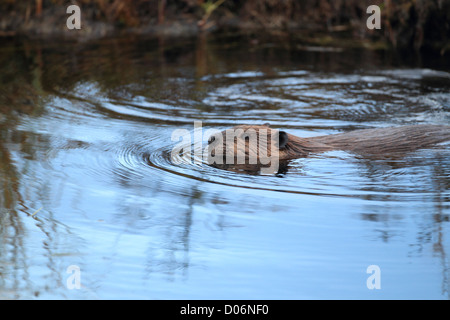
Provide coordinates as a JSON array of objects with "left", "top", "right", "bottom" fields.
[{"left": 207, "top": 123, "right": 450, "bottom": 172}]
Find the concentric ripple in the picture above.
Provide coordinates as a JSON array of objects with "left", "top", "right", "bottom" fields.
[{"left": 33, "top": 67, "right": 449, "bottom": 203}]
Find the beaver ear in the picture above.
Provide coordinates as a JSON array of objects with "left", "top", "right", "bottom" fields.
[
  {"left": 279, "top": 131, "right": 288, "bottom": 148},
  {"left": 263, "top": 122, "right": 270, "bottom": 127}
]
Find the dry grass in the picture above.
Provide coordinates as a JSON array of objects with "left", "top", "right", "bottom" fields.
[{"left": 0, "top": 0, "right": 448, "bottom": 50}]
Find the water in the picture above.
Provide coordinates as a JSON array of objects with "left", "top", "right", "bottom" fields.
[{"left": 0, "top": 35, "right": 449, "bottom": 299}]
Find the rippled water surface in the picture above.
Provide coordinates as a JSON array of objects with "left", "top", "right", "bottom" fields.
[{"left": 1, "top": 35, "right": 449, "bottom": 299}]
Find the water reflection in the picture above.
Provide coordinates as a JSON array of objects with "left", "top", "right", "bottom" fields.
[
  {"left": 0, "top": 35, "right": 449, "bottom": 299},
  {"left": 0, "top": 91, "right": 78, "bottom": 299}
]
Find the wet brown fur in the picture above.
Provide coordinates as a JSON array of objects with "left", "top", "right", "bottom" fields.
[{"left": 215, "top": 124, "right": 450, "bottom": 163}]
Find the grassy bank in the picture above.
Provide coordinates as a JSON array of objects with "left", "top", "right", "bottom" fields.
[{"left": 0, "top": 0, "right": 449, "bottom": 52}]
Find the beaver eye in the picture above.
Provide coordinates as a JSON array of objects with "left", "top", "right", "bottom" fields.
[{"left": 279, "top": 131, "right": 288, "bottom": 148}]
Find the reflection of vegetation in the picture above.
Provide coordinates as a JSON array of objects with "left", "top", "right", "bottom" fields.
[
  {"left": 0, "top": 40, "right": 44, "bottom": 116},
  {"left": 357, "top": 152, "right": 450, "bottom": 297},
  {"left": 0, "top": 35, "right": 449, "bottom": 298},
  {"left": 0, "top": 39, "right": 80, "bottom": 299}
]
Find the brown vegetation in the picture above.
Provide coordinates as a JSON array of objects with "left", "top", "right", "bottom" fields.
[{"left": 0, "top": 0, "right": 449, "bottom": 51}]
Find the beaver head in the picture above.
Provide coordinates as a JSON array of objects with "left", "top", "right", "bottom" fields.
[{"left": 207, "top": 123, "right": 321, "bottom": 167}]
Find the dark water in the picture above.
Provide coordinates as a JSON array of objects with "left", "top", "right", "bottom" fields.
[{"left": 0, "top": 35, "right": 449, "bottom": 299}]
